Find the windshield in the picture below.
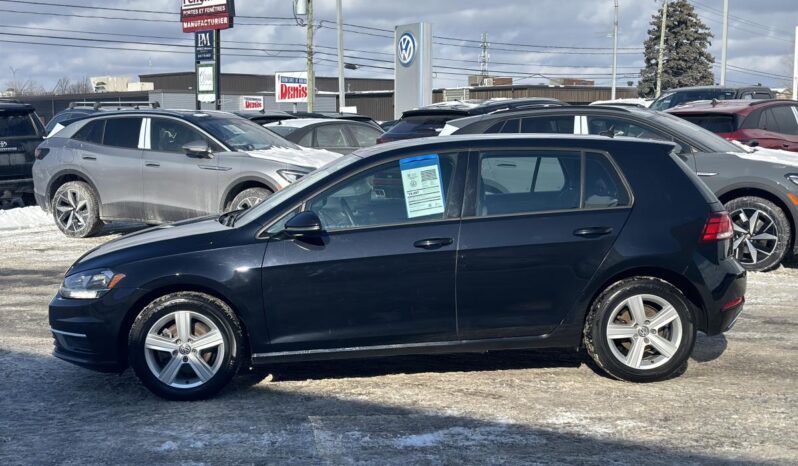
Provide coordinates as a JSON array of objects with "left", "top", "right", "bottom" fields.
[
  {"left": 653, "top": 112, "right": 743, "bottom": 153},
  {"left": 194, "top": 116, "right": 299, "bottom": 151},
  {"left": 234, "top": 153, "right": 362, "bottom": 226},
  {"left": 0, "top": 111, "right": 37, "bottom": 137},
  {"left": 650, "top": 89, "right": 737, "bottom": 111}
]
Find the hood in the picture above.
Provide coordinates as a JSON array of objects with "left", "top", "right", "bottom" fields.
[
  {"left": 69, "top": 216, "right": 229, "bottom": 274},
  {"left": 244, "top": 146, "right": 341, "bottom": 169},
  {"left": 733, "top": 147, "right": 798, "bottom": 169}
]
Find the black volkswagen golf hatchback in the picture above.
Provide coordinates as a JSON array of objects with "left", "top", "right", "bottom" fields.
[{"left": 49, "top": 135, "right": 746, "bottom": 400}]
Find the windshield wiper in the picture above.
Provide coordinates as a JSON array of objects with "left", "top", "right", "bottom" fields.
[{"left": 218, "top": 209, "right": 244, "bottom": 227}]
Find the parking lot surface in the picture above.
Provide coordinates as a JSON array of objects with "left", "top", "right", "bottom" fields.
[{"left": 1, "top": 223, "right": 796, "bottom": 465}]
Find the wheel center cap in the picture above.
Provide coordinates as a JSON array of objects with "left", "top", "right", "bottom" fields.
[
  {"left": 637, "top": 326, "right": 650, "bottom": 337},
  {"left": 178, "top": 343, "right": 192, "bottom": 355}
]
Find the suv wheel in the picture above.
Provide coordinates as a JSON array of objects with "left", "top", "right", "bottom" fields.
[
  {"left": 52, "top": 181, "right": 102, "bottom": 238},
  {"left": 128, "top": 292, "right": 244, "bottom": 401},
  {"left": 584, "top": 277, "right": 696, "bottom": 383},
  {"left": 229, "top": 187, "right": 271, "bottom": 211},
  {"left": 725, "top": 196, "right": 790, "bottom": 272}
]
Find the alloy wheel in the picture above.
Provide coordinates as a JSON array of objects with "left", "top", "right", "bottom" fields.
[
  {"left": 605, "top": 294, "right": 683, "bottom": 370},
  {"left": 54, "top": 189, "right": 89, "bottom": 233},
  {"left": 235, "top": 196, "right": 264, "bottom": 210},
  {"left": 144, "top": 310, "right": 226, "bottom": 389},
  {"left": 730, "top": 208, "right": 779, "bottom": 266}
]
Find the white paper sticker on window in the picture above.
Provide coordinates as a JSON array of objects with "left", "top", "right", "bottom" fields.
[{"left": 399, "top": 154, "right": 445, "bottom": 218}]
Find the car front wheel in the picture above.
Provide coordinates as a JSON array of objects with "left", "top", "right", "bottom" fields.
[
  {"left": 584, "top": 277, "right": 696, "bottom": 383},
  {"left": 724, "top": 196, "right": 790, "bottom": 272},
  {"left": 128, "top": 292, "right": 245, "bottom": 400},
  {"left": 229, "top": 187, "right": 271, "bottom": 211}
]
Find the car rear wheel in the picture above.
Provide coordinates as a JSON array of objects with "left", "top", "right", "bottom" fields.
[
  {"left": 128, "top": 292, "right": 244, "bottom": 400},
  {"left": 584, "top": 277, "right": 696, "bottom": 383},
  {"left": 724, "top": 196, "right": 790, "bottom": 272},
  {"left": 52, "top": 181, "right": 102, "bottom": 238},
  {"left": 229, "top": 187, "right": 271, "bottom": 211}
]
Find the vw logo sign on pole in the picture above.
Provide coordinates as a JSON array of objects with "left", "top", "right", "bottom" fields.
[{"left": 398, "top": 32, "right": 416, "bottom": 67}]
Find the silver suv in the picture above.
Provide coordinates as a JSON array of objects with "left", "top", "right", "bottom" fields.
[{"left": 33, "top": 110, "right": 339, "bottom": 237}]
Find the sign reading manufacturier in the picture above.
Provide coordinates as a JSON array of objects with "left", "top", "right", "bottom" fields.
[
  {"left": 275, "top": 72, "right": 309, "bottom": 103},
  {"left": 181, "top": 0, "right": 235, "bottom": 33}
]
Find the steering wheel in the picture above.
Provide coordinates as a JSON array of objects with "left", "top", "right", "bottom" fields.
[{"left": 340, "top": 198, "right": 356, "bottom": 226}]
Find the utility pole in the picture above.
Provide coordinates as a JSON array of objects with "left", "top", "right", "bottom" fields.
[
  {"left": 720, "top": 0, "right": 729, "bottom": 85},
  {"left": 611, "top": 0, "right": 619, "bottom": 100},
  {"left": 655, "top": 0, "right": 668, "bottom": 97},
  {"left": 306, "top": 0, "right": 314, "bottom": 112},
  {"left": 793, "top": 26, "right": 797, "bottom": 101},
  {"left": 336, "top": 0, "right": 345, "bottom": 111}
]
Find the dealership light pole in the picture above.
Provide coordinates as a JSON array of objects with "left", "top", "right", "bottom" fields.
[
  {"left": 337, "top": 0, "right": 345, "bottom": 111},
  {"left": 611, "top": 0, "right": 618, "bottom": 100},
  {"left": 655, "top": 0, "right": 668, "bottom": 97},
  {"left": 719, "top": 0, "right": 729, "bottom": 85}
]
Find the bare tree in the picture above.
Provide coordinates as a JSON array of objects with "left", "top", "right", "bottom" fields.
[
  {"left": 5, "top": 66, "right": 45, "bottom": 96},
  {"left": 66, "top": 76, "right": 93, "bottom": 94},
  {"left": 53, "top": 77, "right": 72, "bottom": 95}
]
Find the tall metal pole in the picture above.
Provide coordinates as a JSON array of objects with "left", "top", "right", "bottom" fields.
[
  {"left": 793, "top": 26, "right": 797, "bottom": 101},
  {"left": 611, "top": 0, "right": 619, "bottom": 100},
  {"left": 336, "top": 0, "right": 345, "bottom": 111},
  {"left": 655, "top": 0, "right": 668, "bottom": 97},
  {"left": 720, "top": 0, "right": 729, "bottom": 85},
  {"left": 306, "top": 0, "right": 315, "bottom": 112}
]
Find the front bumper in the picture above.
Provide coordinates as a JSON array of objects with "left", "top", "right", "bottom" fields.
[{"left": 48, "top": 287, "right": 142, "bottom": 373}]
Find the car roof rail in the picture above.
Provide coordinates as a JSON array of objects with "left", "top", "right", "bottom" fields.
[{"left": 68, "top": 101, "right": 160, "bottom": 110}]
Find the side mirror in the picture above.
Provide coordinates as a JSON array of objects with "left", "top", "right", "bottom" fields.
[
  {"left": 284, "top": 211, "right": 323, "bottom": 237},
  {"left": 182, "top": 140, "right": 212, "bottom": 158},
  {"left": 747, "top": 139, "right": 760, "bottom": 148}
]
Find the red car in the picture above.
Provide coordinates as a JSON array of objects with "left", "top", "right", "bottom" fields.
[{"left": 666, "top": 99, "right": 798, "bottom": 152}]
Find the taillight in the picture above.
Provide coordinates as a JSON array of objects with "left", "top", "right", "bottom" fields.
[
  {"left": 702, "top": 211, "right": 733, "bottom": 242},
  {"left": 34, "top": 147, "right": 50, "bottom": 160}
]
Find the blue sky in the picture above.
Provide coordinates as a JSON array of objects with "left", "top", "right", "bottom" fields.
[{"left": 0, "top": 0, "right": 794, "bottom": 91}]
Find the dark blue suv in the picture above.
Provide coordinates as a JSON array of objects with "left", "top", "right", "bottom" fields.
[{"left": 49, "top": 135, "right": 746, "bottom": 400}]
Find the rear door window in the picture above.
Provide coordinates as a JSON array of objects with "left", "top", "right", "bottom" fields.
[
  {"left": 758, "top": 109, "right": 781, "bottom": 132},
  {"left": 476, "top": 151, "right": 581, "bottom": 216},
  {"left": 315, "top": 124, "right": 349, "bottom": 148},
  {"left": 102, "top": 117, "right": 142, "bottom": 148},
  {"left": 521, "top": 116, "right": 575, "bottom": 134},
  {"left": 0, "top": 112, "right": 37, "bottom": 137},
  {"left": 770, "top": 106, "right": 798, "bottom": 135}
]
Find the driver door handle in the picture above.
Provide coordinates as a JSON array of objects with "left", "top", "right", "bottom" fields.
[
  {"left": 144, "top": 161, "right": 160, "bottom": 167},
  {"left": 573, "top": 227, "right": 613, "bottom": 238},
  {"left": 414, "top": 237, "right": 453, "bottom": 250}
]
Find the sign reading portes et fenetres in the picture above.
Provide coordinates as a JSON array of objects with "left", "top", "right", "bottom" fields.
[{"left": 182, "top": 0, "right": 235, "bottom": 33}]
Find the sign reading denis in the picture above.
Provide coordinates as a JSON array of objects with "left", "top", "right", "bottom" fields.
[
  {"left": 181, "top": 0, "right": 235, "bottom": 33},
  {"left": 275, "top": 72, "right": 309, "bottom": 103}
]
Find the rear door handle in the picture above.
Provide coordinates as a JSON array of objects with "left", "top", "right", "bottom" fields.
[
  {"left": 413, "top": 237, "right": 453, "bottom": 250},
  {"left": 573, "top": 227, "right": 613, "bottom": 238},
  {"left": 144, "top": 161, "right": 160, "bottom": 167},
  {"left": 81, "top": 155, "right": 96, "bottom": 160}
]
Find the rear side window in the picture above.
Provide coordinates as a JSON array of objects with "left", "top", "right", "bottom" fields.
[
  {"left": 0, "top": 112, "right": 37, "bottom": 137},
  {"left": 102, "top": 117, "right": 142, "bottom": 149},
  {"left": 315, "top": 125, "right": 349, "bottom": 148},
  {"left": 348, "top": 124, "right": 382, "bottom": 147},
  {"left": 584, "top": 152, "right": 631, "bottom": 208},
  {"left": 73, "top": 119, "right": 105, "bottom": 144},
  {"left": 587, "top": 116, "right": 671, "bottom": 141},
  {"left": 485, "top": 119, "right": 520, "bottom": 133},
  {"left": 678, "top": 114, "right": 737, "bottom": 134},
  {"left": 521, "top": 116, "right": 574, "bottom": 134}
]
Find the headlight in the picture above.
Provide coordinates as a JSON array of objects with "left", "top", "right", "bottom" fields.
[
  {"left": 786, "top": 174, "right": 798, "bottom": 187},
  {"left": 278, "top": 169, "right": 306, "bottom": 183},
  {"left": 60, "top": 269, "right": 125, "bottom": 300}
]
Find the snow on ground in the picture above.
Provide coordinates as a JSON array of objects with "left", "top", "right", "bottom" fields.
[{"left": 0, "top": 206, "right": 52, "bottom": 232}]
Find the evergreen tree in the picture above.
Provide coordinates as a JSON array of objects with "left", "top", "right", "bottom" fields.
[{"left": 638, "top": 0, "right": 715, "bottom": 97}]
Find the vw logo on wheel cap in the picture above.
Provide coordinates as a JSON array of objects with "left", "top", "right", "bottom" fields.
[{"left": 397, "top": 32, "right": 417, "bottom": 67}]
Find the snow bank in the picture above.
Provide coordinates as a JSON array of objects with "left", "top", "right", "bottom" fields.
[{"left": 0, "top": 206, "right": 52, "bottom": 231}]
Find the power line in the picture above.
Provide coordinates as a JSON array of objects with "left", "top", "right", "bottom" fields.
[{"left": 691, "top": 0, "right": 793, "bottom": 37}]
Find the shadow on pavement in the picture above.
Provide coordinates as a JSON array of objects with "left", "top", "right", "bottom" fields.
[
  {"left": 0, "top": 348, "right": 774, "bottom": 465},
  {"left": 691, "top": 333, "right": 728, "bottom": 363}
]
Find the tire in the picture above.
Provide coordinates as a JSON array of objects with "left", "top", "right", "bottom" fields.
[
  {"left": 724, "top": 196, "right": 790, "bottom": 272},
  {"left": 51, "top": 181, "right": 102, "bottom": 238},
  {"left": 228, "top": 187, "right": 271, "bottom": 211},
  {"left": 128, "top": 292, "right": 245, "bottom": 401},
  {"left": 583, "top": 277, "right": 696, "bottom": 383}
]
